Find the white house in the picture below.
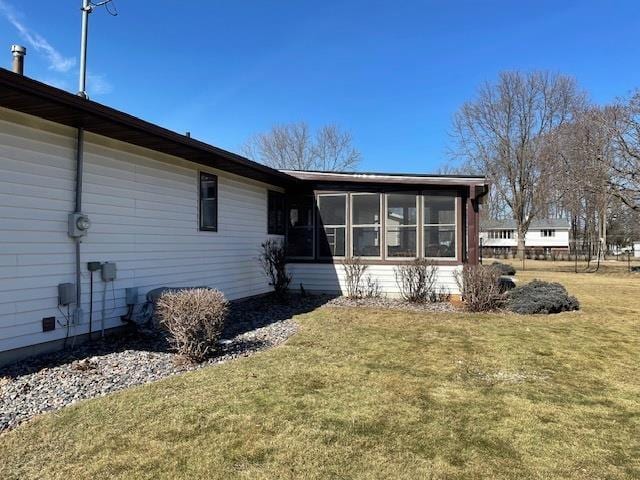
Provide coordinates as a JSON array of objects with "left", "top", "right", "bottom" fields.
[
  {"left": 0, "top": 67, "right": 488, "bottom": 365},
  {"left": 480, "top": 219, "right": 570, "bottom": 256}
]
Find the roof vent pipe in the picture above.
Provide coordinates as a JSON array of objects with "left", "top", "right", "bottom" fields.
[{"left": 11, "top": 45, "right": 26, "bottom": 75}]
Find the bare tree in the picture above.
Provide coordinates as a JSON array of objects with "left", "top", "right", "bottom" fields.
[
  {"left": 242, "top": 122, "right": 361, "bottom": 171},
  {"left": 451, "top": 71, "right": 585, "bottom": 258},
  {"left": 553, "top": 107, "right": 613, "bottom": 261},
  {"left": 605, "top": 93, "right": 640, "bottom": 211}
]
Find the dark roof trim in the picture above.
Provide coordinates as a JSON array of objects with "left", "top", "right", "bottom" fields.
[
  {"left": 281, "top": 169, "right": 488, "bottom": 187},
  {"left": 0, "top": 69, "right": 298, "bottom": 187},
  {"left": 283, "top": 169, "right": 487, "bottom": 180},
  {"left": 0, "top": 69, "right": 489, "bottom": 192}
]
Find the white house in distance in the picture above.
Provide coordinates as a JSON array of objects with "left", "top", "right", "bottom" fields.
[{"left": 480, "top": 219, "right": 571, "bottom": 256}]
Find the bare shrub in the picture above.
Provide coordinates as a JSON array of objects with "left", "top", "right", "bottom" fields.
[
  {"left": 432, "top": 285, "right": 451, "bottom": 303},
  {"left": 156, "top": 288, "right": 229, "bottom": 362},
  {"left": 342, "top": 257, "right": 381, "bottom": 298},
  {"left": 394, "top": 259, "right": 438, "bottom": 303},
  {"left": 363, "top": 275, "right": 382, "bottom": 298},
  {"left": 454, "top": 265, "right": 504, "bottom": 312},
  {"left": 343, "top": 257, "right": 367, "bottom": 298},
  {"left": 259, "top": 239, "right": 291, "bottom": 301}
]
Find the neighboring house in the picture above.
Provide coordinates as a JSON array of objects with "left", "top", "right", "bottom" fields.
[
  {"left": 610, "top": 241, "right": 640, "bottom": 257},
  {"left": 480, "top": 219, "right": 570, "bottom": 256},
  {"left": 0, "top": 68, "right": 488, "bottom": 364}
]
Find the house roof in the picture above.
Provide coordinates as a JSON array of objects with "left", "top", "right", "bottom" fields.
[
  {"left": 481, "top": 218, "right": 571, "bottom": 230},
  {"left": 0, "top": 68, "right": 298, "bottom": 187},
  {"left": 0, "top": 68, "right": 488, "bottom": 192},
  {"left": 281, "top": 170, "right": 488, "bottom": 190}
]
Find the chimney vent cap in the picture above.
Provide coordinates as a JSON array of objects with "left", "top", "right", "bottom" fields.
[{"left": 11, "top": 45, "right": 26, "bottom": 56}]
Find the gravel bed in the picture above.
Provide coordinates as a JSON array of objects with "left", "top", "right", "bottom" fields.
[
  {"left": 0, "top": 294, "right": 329, "bottom": 433},
  {"left": 325, "top": 296, "right": 457, "bottom": 313}
]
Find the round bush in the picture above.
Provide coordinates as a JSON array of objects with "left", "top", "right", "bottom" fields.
[
  {"left": 491, "top": 261, "right": 516, "bottom": 276},
  {"left": 506, "top": 280, "right": 579, "bottom": 314},
  {"left": 156, "top": 288, "right": 228, "bottom": 362}
]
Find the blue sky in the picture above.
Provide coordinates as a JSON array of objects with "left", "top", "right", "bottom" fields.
[{"left": 1, "top": 1, "right": 639, "bottom": 172}]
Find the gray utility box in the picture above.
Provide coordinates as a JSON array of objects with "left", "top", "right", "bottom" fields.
[
  {"left": 125, "top": 287, "right": 138, "bottom": 305},
  {"left": 68, "top": 212, "right": 90, "bottom": 238},
  {"left": 58, "top": 283, "right": 75, "bottom": 306},
  {"left": 101, "top": 262, "right": 117, "bottom": 282}
]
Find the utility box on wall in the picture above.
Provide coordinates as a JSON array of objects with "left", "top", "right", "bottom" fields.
[
  {"left": 101, "top": 262, "right": 117, "bottom": 282},
  {"left": 58, "top": 283, "right": 75, "bottom": 306}
]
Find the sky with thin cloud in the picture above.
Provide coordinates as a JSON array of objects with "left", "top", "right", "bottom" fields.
[{"left": 0, "top": 1, "right": 639, "bottom": 172}]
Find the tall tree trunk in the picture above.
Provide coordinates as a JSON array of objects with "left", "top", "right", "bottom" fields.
[{"left": 517, "top": 229, "right": 526, "bottom": 260}]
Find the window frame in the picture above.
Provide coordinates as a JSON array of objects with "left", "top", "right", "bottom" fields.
[
  {"left": 198, "top": 171, "right": 218, "bottom": 232},
  {"left": 316, "top": 193, "right": 348, "bottom": 259},
  {"left": 422, "top": 191, "right": 458, "bottom": 261},
  {"left": 350, "top": 192, "right": 383, "bottom": 259},
  {"left": 267, "top": 190, "right": 286, "bottom": 235},
  {"left": 384, "top": 192, "right": 419, "bottom": 259},
  {"left": 541, "top": 229, "right": 556, "bottom": 238}
]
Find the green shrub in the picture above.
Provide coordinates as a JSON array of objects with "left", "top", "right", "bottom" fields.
[
  {"left": 506, "top": 280, "right": 579, "bottom": 314},
  {"left": 491, "top": 261, "right": 516, "bottom": 276},
  {"left": 156, "top": 288, "right": 229, "bottom": 362}
]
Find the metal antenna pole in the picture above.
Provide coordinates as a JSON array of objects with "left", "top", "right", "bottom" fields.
[{"left": 78, "top": 0, "right": 92, "bottom": 98}]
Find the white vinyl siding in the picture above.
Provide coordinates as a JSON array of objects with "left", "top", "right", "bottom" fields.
[
  {"left": 0, "top": 108, "right": 282, "bottom": 355},
  {"left": 287, "top": 263, "right": 461, "bottom": 297}
]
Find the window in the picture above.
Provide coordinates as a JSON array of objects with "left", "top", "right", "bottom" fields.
[
  {"left": 317, "top": 194, "right": 347, "bottom": 257},
  {"left": 287, "top": 195, "right": 314, "bottom": 257},
  {"left": 199, "top": 172, "right": 218, "bottom": 231},
  {"left": 386, "top": 193, "right": 418, "bottom": 258},
  {"left": 488, "top": 230, "right": 513, "bottom": 239},
  {"left": 541, "top": 229, "right": 556, "bottom": 237},
  {"left": 267, "top": 190, "right": 285, "bottom": 235},
  {"left": 424, "top": 194, "right": 456, "bottom": 258},
  {"left": 351, "top": 193, "right": 381, "bottom": 257}
]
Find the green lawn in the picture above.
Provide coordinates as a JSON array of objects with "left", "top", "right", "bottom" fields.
[{"left": 1, "top": 264, "right": 639, "bottom": 479}]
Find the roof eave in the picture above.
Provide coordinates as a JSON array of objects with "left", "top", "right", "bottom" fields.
[{"left": 0, "top": 69, "right": 299, "bottom": 187}]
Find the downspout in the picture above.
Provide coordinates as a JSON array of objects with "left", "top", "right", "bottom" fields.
[
  {"left": 72, "top": 127, "right": 91, "bottom": 335},
  {"left": 73, "top": 128, "right": 85, "bottom": 330}
]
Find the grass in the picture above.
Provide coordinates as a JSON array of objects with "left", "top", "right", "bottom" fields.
[{"left": 1, "top": 263, "right": 639, "bottom": 479}]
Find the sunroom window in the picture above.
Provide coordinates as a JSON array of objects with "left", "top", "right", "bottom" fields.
[
  {"left": 386, "top": 193, "right": 418, "bottom": 257},
  {"left": 317, "top": 194, "right": 347, "bottom": 257},
  {"left": 286, "top": 195, "right": 314, "bottom": 258},
  {"left": 351, "top": 193, "right": 381, "bottom": 257},
  {"left": 424, "top": 194, "right": 456, "bottom": 258}
]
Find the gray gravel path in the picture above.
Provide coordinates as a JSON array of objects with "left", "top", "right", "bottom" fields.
[{"left": 0, "top": 294, "right": 328, "bottom": 433}]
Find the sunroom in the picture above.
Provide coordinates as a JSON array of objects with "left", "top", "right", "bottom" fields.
[{"left": 275, "top": 171, "right": 489, "bottom": 297}]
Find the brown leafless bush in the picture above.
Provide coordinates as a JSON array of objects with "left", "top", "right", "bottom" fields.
[
  {"left": 454, "top": 265, "right": 504, "bottom": 312},
  {"left": 259, "top": 239, "right": 291, "bottom": 301},
  {"left": 342, "top": 257, "right": 381, "bottom": 299},
  {"left": 394, "top": 259, "right": 438, "bottom": 303},
  {"left": 156, "top": 288, "right": 229, "bottom": 362}
]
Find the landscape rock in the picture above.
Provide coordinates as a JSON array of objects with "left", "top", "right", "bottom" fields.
[{"left": 0, "top": 294, "right": 328, "bottom": 433}]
